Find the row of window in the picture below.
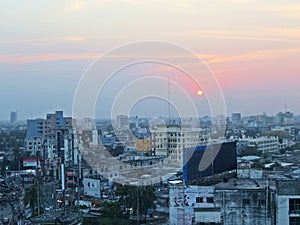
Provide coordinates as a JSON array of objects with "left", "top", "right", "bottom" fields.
[
  {"left": 243, "top": 198, "right": 265, "bottom": 206},
  {"left": 196, "top": 197, "right": 214, "bottom": 203},
  {"left": 289, "top": 199, "right": 300, "bottom": 213},
  {"left": 290, "top": 217, "right": 300, "bottom": 225}
]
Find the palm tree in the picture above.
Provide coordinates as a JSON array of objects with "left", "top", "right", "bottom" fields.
[
  {"left": 24, "top": 185, "right": 37, "bottom": 216},
  {"left": 138, "top": 186, "right": 155, "bottom": 221},
  {"left": 117, "top": 185, "right": 155, "bottom": 223}
]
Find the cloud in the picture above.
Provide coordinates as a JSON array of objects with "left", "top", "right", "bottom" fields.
[
  {"left": 206, "top": 48, "right": 300, "bottom": 64},
  {"left": 186, "top": 29, "right": 300, "bottom": 43},
  {"left": 1, "top": 43, "right": 299, "bottom": 67},
  {"left": 65, "top": 1, "right": 87, "bottom": 13},
  {"left": 1, "top": 48, "right": 299, "bottom": 65},
  {"left": 0, "top": 52, "right": 203, "bottom": 64},
  {"left": 63, "top": 36, "right": 86, "bottom": 41},
  {"left": 0, "top": 53, "right": 98, "bottom": 64}
]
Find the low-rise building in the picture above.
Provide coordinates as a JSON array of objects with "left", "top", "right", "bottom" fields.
[
  {"left": 83, "top": 174, "right": 109, "bottom": 199},
  {"left": 235, "top": 136, "right": 279, "bottom": 154},
  {"left": 169, "top": 178, "right": 276, "bottom": 225},
  {"left": 247, "top": 136, "right": 279, "bottom": 153}
]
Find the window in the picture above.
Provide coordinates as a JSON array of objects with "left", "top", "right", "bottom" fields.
[
  {"left": 243, "top": 199, "right": 250, "bottom": 205},
  {"left": 290, "top": 217, "right": 300, "bottom": 225},
  {"left": 207, "top": 197, "right": 214, "bottom": 203},
  {"left": 258, "top": 199, "right": 265, "bottom": 206},
  {"left": 289, "top": 199, "right": 300, "bottom": 214},
  {"left": 196, "top": 197, "right": 203, "bottom": 203}
]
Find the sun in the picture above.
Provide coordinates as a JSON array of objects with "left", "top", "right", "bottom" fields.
[{"left": 197, "top": 90, "right": 204, "bottom": 96}]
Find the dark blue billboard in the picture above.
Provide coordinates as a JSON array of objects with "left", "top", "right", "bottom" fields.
[{"left": 183, "top": 141, "right": 237, "bottom": 182}]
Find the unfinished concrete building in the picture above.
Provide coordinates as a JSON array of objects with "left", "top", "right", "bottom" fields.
[{"left": 169, "top": 179, "right": 276, "bottom": 225}]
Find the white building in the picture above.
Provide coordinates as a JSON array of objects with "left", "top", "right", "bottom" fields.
[
  {"left": 169, "top": 179, "right": 275, "bottom": 225},
  {"left": 247, "top": 136, "right": 279, "bottom": 153},
  {"left": 83, "top": 175, "right": 109, "bottom": 199},
  {"left": 276, "top": 180, "right": 300, "bottom": 225},
  {"left": 169, "top": 181, "right": 220, "bottom": 225},
  {"left": 234, "top": 136, "right": 279, "bottom": 153},
  {"left": 116, "top": 115, "right": 129, "bottom": 128},
  {"left": 150, "top": 125, "right": 210, "bottom": 165}
]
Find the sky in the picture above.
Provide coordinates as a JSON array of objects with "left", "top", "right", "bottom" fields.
[{"left": 1, "top": 0, "right": 300, "bottom": 120}]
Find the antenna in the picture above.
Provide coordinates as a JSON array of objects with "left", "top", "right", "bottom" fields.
[
  {"left": 168, "top": 77, "right": 171, "bottom": 126},
  {"left": 285, "top": 104, "right": 287, "bottom": 113}
]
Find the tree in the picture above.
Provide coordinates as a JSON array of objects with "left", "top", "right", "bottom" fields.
[
  {"left": 101, "top": 201, "right": 127, "bottom": 218},
  {"left": 83, "top": 201, "right": 133, "bottom": 225},
  {"left": 117, "top": 185, "right": 156, "bottom": 223},
  {"left": 24, "top": 185, "right": 38, "bottom": 216},
  {"left": 138, "top": 186, "right": 156, "bottom": 221},
  {"left": 83, "top": 217, "right": 133, "bottom": 225}
]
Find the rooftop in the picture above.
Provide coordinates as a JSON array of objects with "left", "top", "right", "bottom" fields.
[{"left": 215, "top": 178, "right": 275, "bottom": 191}]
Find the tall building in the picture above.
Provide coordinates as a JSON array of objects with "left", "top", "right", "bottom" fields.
[
  {"left": 76, "top": 117, "right": 99, "bottom": 149},
  {"left": 116, "top": 115, "right": 128, "bottom": 128},
  {"left": 231, "top": 113, "right": 241, "bottom": 125},
  {"left": 10, "top": 111, "right": 17, "bottom": 124},
  {"left": 151, "top": 124, "right": 210, "bottom": 165},
  {"left": 25, "top": 111, "right": 78, "bottom": 165},
  {"left": 275, "top": 111, "right": 294, "bottom": 126}
]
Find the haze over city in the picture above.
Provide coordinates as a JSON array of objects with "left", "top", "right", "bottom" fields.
[
  {"left": 1, "top": 0, "right": 300, "bottom": 120},
  {"left": 2, "top": 2, "right": 300, "bottom": 224}
]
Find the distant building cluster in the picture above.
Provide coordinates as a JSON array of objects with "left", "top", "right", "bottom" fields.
[{"left": 3, "top": 109, "right": 300, "bottom": 224}]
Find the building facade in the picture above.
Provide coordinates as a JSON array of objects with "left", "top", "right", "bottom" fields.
[
  {"left": 276, "top": 180, "right": 300, "bottom": 225},
  {"left": 247, "top": 136, "right": 279, "bottom": 153},
  {"left": 10, "top": 111, "right": 17, "bottom": 124},
  {"left": 25, "top": 111, "right": 78, "bottom": 165},
  {"left": 169, "top": 179, "right": 276, "bottom": 225},
  {"left": 151, "top": 125, "right": 210, "bottom": 165}
]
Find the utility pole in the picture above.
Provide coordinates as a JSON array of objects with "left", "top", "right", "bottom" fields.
[
  {"left": 135, "top": 181, "right": 139, "bottom": 225},
  {"left": 76, "top": 154, "right": 80, "bottom": 212},
  {"left": 168, "top": 77, "right": 171, "bottom": 126},
  {"left": 36, "top": 163, "right": 40, "bottom": 216},
  {"left": 61, "top": 163, "right": 66, "bottom": 215}
]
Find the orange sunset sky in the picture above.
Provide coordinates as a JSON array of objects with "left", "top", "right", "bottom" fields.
[{"left": 0, "top": 0, "right": 300, "bottom": 119}]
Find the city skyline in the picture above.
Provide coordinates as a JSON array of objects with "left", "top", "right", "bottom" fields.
[
  {"left": 1, "top": 0, "right": 300, "bottom": 120},
  {"left": 1, "top": 108, "right": 299, "bottom": 122}
]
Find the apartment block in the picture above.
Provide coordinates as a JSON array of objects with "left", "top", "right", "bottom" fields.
[{"left": 151, "top": 124, "right": 210, "bottom": 165}]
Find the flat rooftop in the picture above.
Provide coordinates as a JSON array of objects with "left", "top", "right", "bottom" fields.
[{"left": 215, "top": 178, "right": 275, "bottom": 191}]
